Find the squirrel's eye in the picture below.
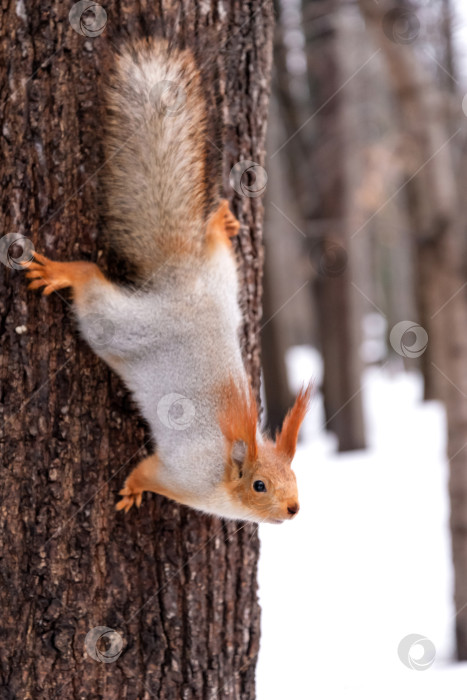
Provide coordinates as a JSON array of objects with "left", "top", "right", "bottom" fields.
[{"left": 253, "top": 480, "right": 266, "bottom": 493}]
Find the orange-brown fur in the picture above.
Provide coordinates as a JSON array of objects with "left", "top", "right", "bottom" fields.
[
  {"left": 218, "top": 377, "right": 258, "bottom": 462},
  {"left": 219, "top": 378, "right": 311, "bottom": 523},
  {"left": 276, "top": 384, "right": 313, "bottom": 459},
  {"left": 22, "top": 252, "right": 110, "bottom": 306},
  {"left": 116, "top": 454, "right": 193, "bottom": 513},
  {"left": 223, "top": 440, "right": 300, "bottom": 524},
  {"left": 205, "top": 199, "right": 240, "bottom": 254}
]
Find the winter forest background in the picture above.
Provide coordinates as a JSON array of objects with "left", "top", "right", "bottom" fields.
[{"left": 258, "top": 0, "right": 467, "bottom": 697}]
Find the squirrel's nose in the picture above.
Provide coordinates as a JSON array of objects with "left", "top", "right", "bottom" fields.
[{"left": 287, "top": 502, "right": 299, "bottom": 516}]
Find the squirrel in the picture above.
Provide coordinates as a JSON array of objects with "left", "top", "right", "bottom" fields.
[{"left": 21, "top": 40, "right": 311, "bottom": 524}]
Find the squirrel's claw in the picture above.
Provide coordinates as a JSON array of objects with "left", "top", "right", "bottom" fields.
[
  {"left": 20, "top": 252, "right": 73, "bottom": 295},
  {"left": 115, "top": 495, "right": 134, "bottom": 513},
  {"left": 20, "top": 251, "right": 48, "bottom": 270},
  {"left": 116, "top": 486, "right": 143, "bottom": 513},
  {"left": 27, "top": 278, "right": 47, "bottom": 290},
  {"left": 220, "top": 201, "right": 240, "bottom": 239}
]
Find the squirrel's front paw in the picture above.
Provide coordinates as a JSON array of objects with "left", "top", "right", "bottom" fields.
[
  {"left": 220, "top": 200, "right": 240, "bottom": 238},
  {"left": 116, "top": 483, "right": 143, "bottom": 513},
  {"left": 21, "top": 252, "right": 72, "bottom": 295}
]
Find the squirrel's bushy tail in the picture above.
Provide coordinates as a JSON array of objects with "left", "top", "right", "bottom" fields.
[{"left": 104, "top": 40, "right": 213, "bottom": 282}]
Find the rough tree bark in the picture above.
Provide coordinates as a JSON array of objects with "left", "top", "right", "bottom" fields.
[
  {"left": 358, "top": 0, "right": 467, "bottom": 660},
  {"left": 0, "top": 2, "right": 272, "bottom": 697}
]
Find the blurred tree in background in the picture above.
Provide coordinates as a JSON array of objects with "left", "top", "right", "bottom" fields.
[
  {"left": 264, "top": 0, "right": 366, "bottom": 451},
  {"left": 358, "top": 0, "right": 467, "bottom": 658},
  {"left": 262, "top": 0, "right": 467, "bottom": 659}
]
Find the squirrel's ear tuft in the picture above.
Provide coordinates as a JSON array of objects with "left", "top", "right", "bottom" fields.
[
  {"left": 219, "top": 377, "right": 258, "bottom": 462},
  {"left": 275, "top": 383, "right": 312, "bottom": 460}
]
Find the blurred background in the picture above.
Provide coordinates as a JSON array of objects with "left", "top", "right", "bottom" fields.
[{"left": 255, "top": 0, "right": 467, "bottom": 697}]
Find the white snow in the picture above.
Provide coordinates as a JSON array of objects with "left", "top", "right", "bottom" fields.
[{"left": 257, "top": 350, "right": 467, "bottom": 699}]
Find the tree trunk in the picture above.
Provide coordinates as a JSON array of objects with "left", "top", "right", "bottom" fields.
[
  {"left": 272, "top": 0, "right": 366, "bottom": 451},
  {"left": 0, "top": 2, "right": 272, "bottom": 697},
  {"left": 358, "top": 0, "right": 455, "bottom": 401},
  {"left": 358, "top": 0, "right": 467, "bottom": 660},
  {"left": 261, "top": 256, "right": 294, "bottom": 435},
  {"left": 302, "top": 0, "right": 366, "bottom": 451}
]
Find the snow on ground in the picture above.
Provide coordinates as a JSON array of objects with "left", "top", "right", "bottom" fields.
[{"left": 257, "top": 349, "right": 467, "bottom": 699}]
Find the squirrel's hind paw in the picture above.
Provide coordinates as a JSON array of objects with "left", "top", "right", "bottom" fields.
[{"left": 116, "top": 486, "right": 143, "bottom": 513}]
